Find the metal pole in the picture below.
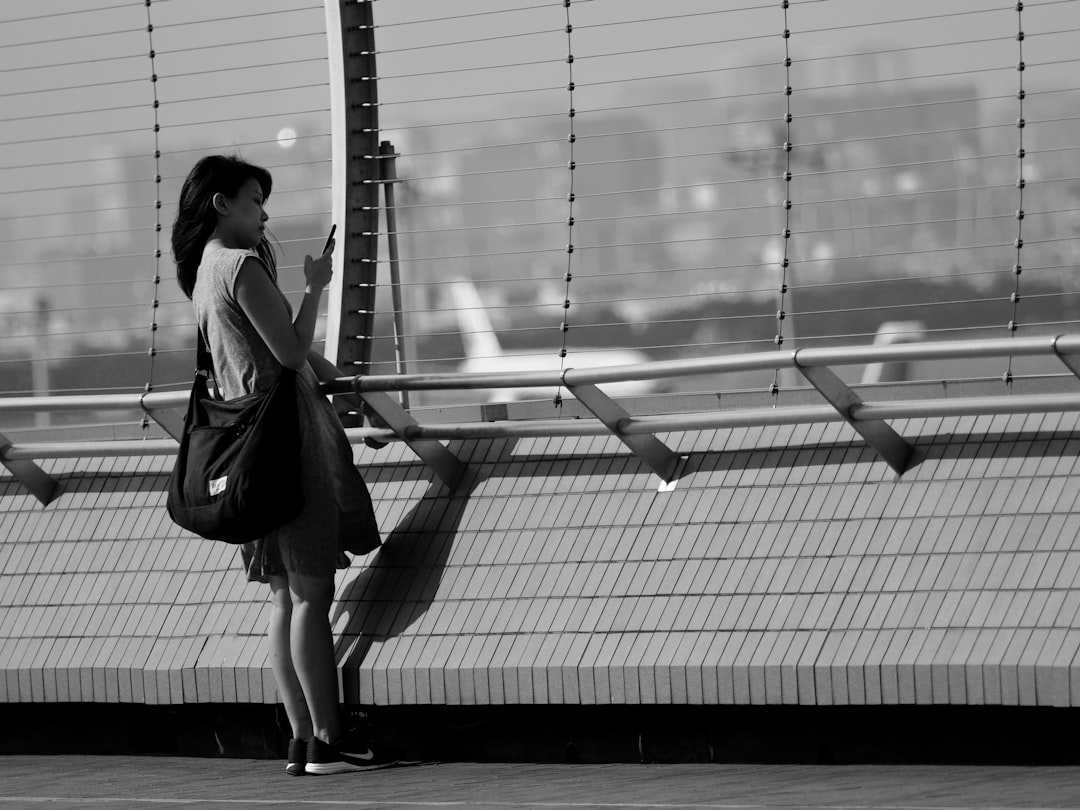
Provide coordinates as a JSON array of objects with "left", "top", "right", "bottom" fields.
[{"left": 380, "top": 139, "right": 410, "bottom": 409}]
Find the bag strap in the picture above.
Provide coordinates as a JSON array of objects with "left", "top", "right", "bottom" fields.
[
  {"left": 196, "top": 328, "right": 212, "bottom": 374},
  {"left": 196, "top": 327, "right": 223, "bottom": 401}
]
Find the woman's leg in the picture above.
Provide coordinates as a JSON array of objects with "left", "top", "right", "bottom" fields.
[
  {"left": 268, "top": 574, "right": 313, "bottom": 741},
  {"left": 287, "top": 569, "right": 341, "bottom": 743}
]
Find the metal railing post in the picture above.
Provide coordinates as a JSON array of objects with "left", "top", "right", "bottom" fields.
[
  {"left": 324, "top": 0, "right": 380, "bottom": 427},
  {"left": 380, "top": 140, "right": 410, "bottom": 409}
]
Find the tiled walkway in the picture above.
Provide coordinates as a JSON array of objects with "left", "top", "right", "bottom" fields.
[{"left": 1, "top": 757, "right": 1079, "bottom": 809}]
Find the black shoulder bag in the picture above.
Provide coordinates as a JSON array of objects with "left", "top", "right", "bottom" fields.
[{"left": 166, "top": 330, "right": 304, "bottom": 544}]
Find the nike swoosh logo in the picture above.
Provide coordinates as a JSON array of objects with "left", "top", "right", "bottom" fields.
[{"left": 341, "top": 747, "right": 374, "bottom": 761}]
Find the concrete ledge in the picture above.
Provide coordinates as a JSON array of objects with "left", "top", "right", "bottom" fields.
[{"left": 3, "top": 410, "right": 1080, "bottom": 709}]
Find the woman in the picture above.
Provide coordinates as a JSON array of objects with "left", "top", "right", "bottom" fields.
[{"left": 172, "top": 155, "right": 383, "bottom": 775}]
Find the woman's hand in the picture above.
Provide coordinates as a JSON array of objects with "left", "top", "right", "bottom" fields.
[{"left": 303, "top": 237, "right": 334, "bottom": 292}]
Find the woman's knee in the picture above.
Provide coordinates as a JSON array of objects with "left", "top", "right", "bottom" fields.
[
  {"left": 269, "top": 574, "right": 293, "bottom": 616},
  {"left": 287, "top": 570, "right": 334, "bottom": 610}
]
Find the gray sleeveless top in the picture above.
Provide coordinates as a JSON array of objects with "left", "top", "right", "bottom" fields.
[
  {"left": 191, "top": 246, "right": 380, "bottom": 581},
  {"left": 192, "top": 247, "right": 283, "bottom": 400}
]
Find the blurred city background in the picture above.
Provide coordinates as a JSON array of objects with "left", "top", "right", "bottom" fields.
[{"left": 2, "top": 0, "right": 1079, "bottom": 436}]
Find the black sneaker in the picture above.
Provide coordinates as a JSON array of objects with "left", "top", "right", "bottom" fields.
[
  {"left": 285, "top": 737, "right": 307, "bottom": 776},
  {"left": 305, "top": 736, "right": 397, "bottom": 775}
]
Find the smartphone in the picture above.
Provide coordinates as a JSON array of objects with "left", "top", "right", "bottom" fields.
[{"left": 321, "top": 223, "right": 337, "bottom": 254}]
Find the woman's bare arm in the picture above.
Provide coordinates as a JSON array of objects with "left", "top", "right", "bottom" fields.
[{"left": 234, "top": 257, "right": 324, "bottom": 370}]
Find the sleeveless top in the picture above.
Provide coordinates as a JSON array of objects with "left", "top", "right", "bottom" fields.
[{"left": 192, "top": 246, "right": 380, "bottom": 581}]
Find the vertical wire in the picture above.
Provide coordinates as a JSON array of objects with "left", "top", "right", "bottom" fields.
[
  {"left": 141, "top": 0, "right": 163, "bottom": 433},
  {"left": 554, "top": 0, "right": 577, "bottom": 410},
  {"left": 1006, "top": 0, "right": 1026, "bottom": 386},
  {"left": 772, "top": 0, "right": 794, "bottom": 399}
]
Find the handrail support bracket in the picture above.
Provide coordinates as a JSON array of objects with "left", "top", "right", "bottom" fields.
[
  {"left": 565, "top": 382, "right": 681, "bottom": 483},
  {"left": 797, "top": 363, "right": 914, "bottom": 475},
  {"left": 0, "top": 430, "right": 60, "bottom": 506},
  {"left": 357, "top": 389, "right": 466, "bottom": 489}
]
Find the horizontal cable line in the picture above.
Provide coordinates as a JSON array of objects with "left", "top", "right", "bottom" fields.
[
  {"left": 788, "top": 240, "right": 1015, "bottom": 267},
  {"left": 365, "top": 25, "right": 572, "bottom": 56},
  {"left": 0, "top": 0, "right": 173, "bottom": 25},
  {"left": 0, "top": 172, "right": 328, "bottom": 206},
  {"left": 384, "top": 190, "right": 1080, "bottom": 243},
  {"left": 162, "top": 132, "right": 331, "bottom": 155},
  {"left": 391, "top": 125, "right": 1066, "bottom": 189},
  {"left": 579, "top": 61, "right": 1011, "bottom": 104},
  {"left": 378, "top": 58, "right": 774, "bottom": 92},
  {"left": 578, "top": 20, "right": 1069, "bottom": 71},
  {"left": 572, "top": 3, "right": 817, "bottom": 35},
  {"left": 153, "top": 80, "right": 330, "bottom": 108},
  {"left": 388, "top": 134, "right": 568, "bottom": 160},
  {"left": 796, "top": 294, "right": 1019, "bottom": 321},
  {"left": 574, "top": 89, "right": 1015, "bottom": 129},
  {"left": 0, "top": 224, "right": 158, "bottom": 246},
  {"left": 383, "top": 82, "right": 564, "bottom": 106},
  {"left": 371, "top": 55, "right": 563, "bottom": 83},
  {"left": 379, "top": 79, "right": 1002, "bottom": 136},
  {"left": 796, "top": 93, "right": 1029, "bottom": 124},
  {"left": 396, "top": 257, "right": 1066, "bottom": 297},
  {"left": 383, "top": 164, "right": 1080, "bottom": 216},
  {"left": 0, "top": 426, "right": 158, "bottom": 445},
  {"left": 0, "top": 151, "right": 160, "bottom": 174},
  {"left": 0, "top": 80, "right": 331, "bottom": 125},
  {"left": 800, "top": 31, "right": 1065, "bottom": 75},
  {"left": 797, "top": 180, "right": 1030, "bottom": 215},
  {"left": 0, "top": 74, "right": 145, "bottom": 101},
  {"left": 0, "top": 346, "right": 189, "bottom": 367},
  {"left": 575, "top": 122, "right": 1016, "bottom": 173},
  {"left": 0, "top": 251, "right": 159, "bottom": 269},
  {"left": 790, "top": 263, "right": 1072, "bottom": 293},
  {"left": 154, "top": 30, "right": 325, "bottom": 57},
  {"left": 396, "top": 0, "right": 828, "bottom": 32},
  {"left": 3, "top": 298, "right": 189, "bottom": 318},
  {"left": 158, "top": 106, "right": 330, "bottom": 131},
  {"left": 155, "top": 159, "right": 332, "bottom": 185},
  {"left": 0, "top": 204, "right": 331, "bottom": 245},
  {"left": 0, "top": 25, "right": 144, "bottom": 51},
  {"left": 367, "top": 216, "right": 563, "bottom": 238},
  {"left": 394, "top": 148, "right": 1009, "bottom": 209},
  {"left": 408, "top": 212, "right": 1075, "bottom": 266},
  {"left": 391, "top": 306, "right": 776, "bottom": 343},
  {"left": 369, "top": 21, "right": 1059, "bottom": 84},
  {"left": 1022, "top": 290, "right": 1080, "bottom": 302},
  {"left": 375, "top": 232, "right": 1016, "bottom": 273},
  {"left": 0, "top": 124, "right": 153, "bottom": 148},
  {"left": 798, "top": 6, "right": 1008, "bottom": 40},
  {"left": 5, "top": 320, "right": 190, "bottom": 341},
  {"left": 0, "top": 136, "right": 331, "bottom": 176},
  {"left": 0, "top": 276, "right": 163, "bottom": 293},
  {"left": 376, "top": 1, "right": 815, "bottom": 56},
  {"left": 154, "top": 5, "right": 323, "bottom": 30},
  {"left": 0, "top": 203, "right": 152, "bottom": 224},
  {"left": 0, "top": 107, "right": 328, "bottom": 147},
  {"left": 799, "top": 60, "right": 1080, "bottom": 100},
  {"left": 0, "top": 51, "right": 143, "bottom": 75},
  {"left": 0, "top": 176, "right": 158, "bottom": 198},
  {"left": 623, "top": 203, "right": 1071, "bottom": 250},
  {"left": 516, "top": 277, "right": 1076, "bottom": 313},
  {"left": 160, "top": 56, "right": 327, "bottom": 82},
  {"left": 378, "top": 108, "right": 566, "bottom": 133},
  {"left": 413, "top": 211, "right": 1076, "bottom": 261}
]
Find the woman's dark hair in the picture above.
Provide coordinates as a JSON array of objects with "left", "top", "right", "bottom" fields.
[{"left": 172, "top": 154, "right": 277, "bottom": 299}]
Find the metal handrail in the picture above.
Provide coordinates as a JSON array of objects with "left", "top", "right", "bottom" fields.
[
  {"left": 3, "top": 333, "right": 1078, "bottom": 415},
  {"left": 3, "top": 334, "right": 1080, "bottom": 502}
]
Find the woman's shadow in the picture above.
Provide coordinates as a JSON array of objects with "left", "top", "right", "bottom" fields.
[{"left": 331, "top": 438, "right": 515, "bottom": 670}]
